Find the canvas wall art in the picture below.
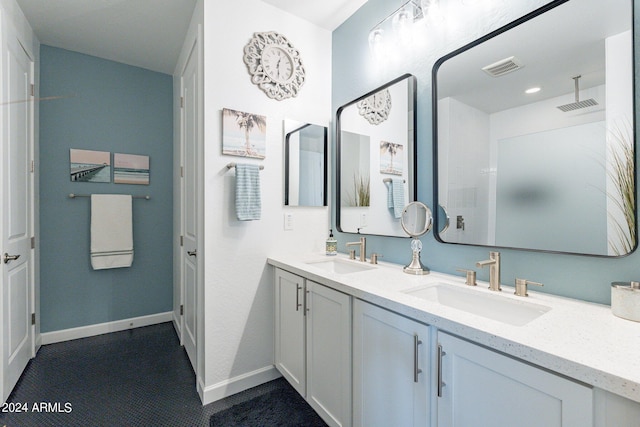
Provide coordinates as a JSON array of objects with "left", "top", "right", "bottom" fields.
[
  {"left": 114, "top": 153, "right": 150, "bottom": 185},
  {"left": 69, "top": 149, "right": 111, "bottom": 183},
  {"left": 380, "top": 141, "right": 403, "bottom": 175},
  {"left": 222, "top": 108, "right": 267, "bottom": 159}
]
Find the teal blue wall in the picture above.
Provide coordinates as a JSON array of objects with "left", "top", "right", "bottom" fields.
[
  {"left": 39, "top": 46, "right": 173, "bottom": 332},
  {"left": 332, "top": 1, "right": 639, "bottom": 305}
]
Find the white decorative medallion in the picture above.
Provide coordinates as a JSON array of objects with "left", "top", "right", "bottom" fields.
[
  {"left": 357, "top": 89, "right": 392, "bottom": 125},
  {"left": 243, "top": 31, "right": 306, "bottom": 101}
]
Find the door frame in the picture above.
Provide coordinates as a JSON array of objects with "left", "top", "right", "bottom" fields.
[
  {"left": 0, "top": 18, "right": 38, "bottom": 404},
  {"left": 174, "top": 21, "right": 204, "bottom": 397}
]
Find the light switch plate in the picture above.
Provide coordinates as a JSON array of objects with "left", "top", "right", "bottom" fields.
[
  {"left": 284, "top": 213, "right": 294, "bottom": 230},
  {"left": 360, "top": 213, "right": 367, "bottom": 227}
]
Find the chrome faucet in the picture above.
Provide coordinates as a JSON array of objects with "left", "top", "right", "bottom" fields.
[
  {"left": 476, "top": 251, "right": 501, "bottom": 291},
  {"left": 346, "top": 237, "right": 367, "bottom": 262}
]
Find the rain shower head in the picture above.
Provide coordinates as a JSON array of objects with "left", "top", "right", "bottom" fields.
[{"left": 557, "top": 75, "right": 598, "bottom": 112}]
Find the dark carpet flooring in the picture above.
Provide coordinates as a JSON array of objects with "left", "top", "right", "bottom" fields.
[{"left": 0, "top": 322, "right": 327, "bottom": 427}]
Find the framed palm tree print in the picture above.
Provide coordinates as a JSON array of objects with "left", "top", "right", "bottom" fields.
[
  {"left": 380, "top": 141, "right": 403, "bottom": 175},
  {"left": 222, "top": 108, "right": 267, "bottom": 159}
]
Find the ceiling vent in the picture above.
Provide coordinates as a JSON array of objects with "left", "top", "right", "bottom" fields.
[{"left": 482, "top": 56, "right": 524, "bottom": 77}]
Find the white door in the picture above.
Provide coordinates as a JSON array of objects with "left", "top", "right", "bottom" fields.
[
  {"left": 274, "top": 269, "right": 306, "bottom": 396},
  {"left": 353, "top": 300, "right": 430, "bottom": 427},
  {"left": 306, "top": 281, "right": 351, "bottom": 427},
  {"left": 2, "top": 35, "right": 33, "bottom": 402},
  {"left": 181, "top": 40, "right": 199, "bottom": 372}
]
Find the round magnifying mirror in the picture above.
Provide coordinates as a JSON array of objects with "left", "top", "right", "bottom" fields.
[
  {"left": 401, "top": 202, "right": 433, "bottom": 237},
  {"left": 401, "top": 202, "right": 433, "bottom": 275}
]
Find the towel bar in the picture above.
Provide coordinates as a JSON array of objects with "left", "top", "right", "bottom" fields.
[
  {"left": 383, "top": 178, "right": 406, "bottom": 183},
  {"left": 69, "top": 193, "right": 150, "bottom": 200},
  {"left": 226, "top": 162, "right": 264, "bottom": 170}
]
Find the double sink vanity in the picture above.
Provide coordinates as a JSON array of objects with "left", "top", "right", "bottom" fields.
[
  {"left": 275, "top": 0, "right": 640, "bottom": 425},
  {"left": 268, "top": 253, "right": 640, "bottom": 427}
]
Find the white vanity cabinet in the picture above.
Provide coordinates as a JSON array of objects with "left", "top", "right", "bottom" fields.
[
  {"left": 353, "top": 299, "right": 430, "bottom": 427},
  {"left": 436, "top": 332, "right": 593, "bottom": 427},
  {"left": 274, "top": 268, "right": 306, "bottom": 395},
  {"left": 274, "top": 268, "right": 352, "bottom": 427}
]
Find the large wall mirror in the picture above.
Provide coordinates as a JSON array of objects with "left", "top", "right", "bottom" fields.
[
  {"left": 284, "top": 119, "right": 328, "bottom": 207},
  {"left": 337, "top": 74, "right": 417, "bottom": 236},
  {"left": 433, "top": 0, "right": 635, "bottom": 256}
]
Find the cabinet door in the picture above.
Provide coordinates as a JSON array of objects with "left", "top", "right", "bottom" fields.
[
  {"left": 437, "top": 332, "right": 593, "bottom": 427},
  {"left": 306, "top": 281, "right": 352, "bottom": 427},
  {"left": 274, "top": 269, "right": 306, "bottom": 396},
  {"left": 353, "top": 299, "right": 430, "bottom": 427}
]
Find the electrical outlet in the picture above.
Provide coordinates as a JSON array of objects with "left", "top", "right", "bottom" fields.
[
  {"left": 360, "top": 213, "right": 367, "bottom": 227},
  {"left": 284, "top": 213, "right": 294, "bottom": 230}
]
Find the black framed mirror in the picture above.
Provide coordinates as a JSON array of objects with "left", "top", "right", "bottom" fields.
[
  {"left": 284, "top": 120, "right": 328, "bottom": 207},
  {"left": 433, "top": 0, "right": 635, "bottom": 256},
  {"left": 336, "top": 73, "right": 417, "bottom": 236}
]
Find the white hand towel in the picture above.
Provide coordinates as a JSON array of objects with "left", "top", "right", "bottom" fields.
[{"left": 91, "top": 194, "right": 133, "bottom": 270}]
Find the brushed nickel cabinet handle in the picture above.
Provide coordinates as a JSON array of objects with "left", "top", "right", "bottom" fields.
[
  {"left": 295, "top": 284, "right": 302, "bottom": 311},
  {"left": 414, "top": 334, "right": 423, "bottom": 383},
  {"left": 437, "top": 344, "right": 446, "bottom": 397}
]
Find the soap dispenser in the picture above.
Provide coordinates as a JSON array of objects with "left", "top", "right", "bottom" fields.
[{"left": 326, "top": 229, "right": 337, "bottom": 256}]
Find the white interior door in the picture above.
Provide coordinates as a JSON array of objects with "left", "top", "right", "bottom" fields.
[
  {"left": 181, "top": 40, "right": 198, "bottom": 372},
  {"left": 2, "top": 34, "right": 33, "bottom": 402}
]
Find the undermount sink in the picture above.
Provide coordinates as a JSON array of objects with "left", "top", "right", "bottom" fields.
[
  {"left": 306, "top": 258, "right": 376, "bottom": 275},
  {"left": 404, "top": 283, "right": 551, "bottom": 326}
]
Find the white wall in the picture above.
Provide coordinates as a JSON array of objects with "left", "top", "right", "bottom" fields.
[
  {"left": 437, "top": 97, "right": 490, "bottom": 244},
  {"left": 605, "top": 30, "right": 633, "bottom": 255},
  {"left": 201, "top": 0, "right": 331, "bottom": 403}
]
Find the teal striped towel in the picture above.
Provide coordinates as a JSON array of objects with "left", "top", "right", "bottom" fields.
[
  {"left": 386, "top": 178, "right": 406, "bottom": 219},
  {"left": 235, "top": 163, "right": 262, "bottom": 221}
]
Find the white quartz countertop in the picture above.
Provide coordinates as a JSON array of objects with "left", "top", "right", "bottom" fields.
[{"left": 267, "top": 253, "right": 640, "bottom": 403}]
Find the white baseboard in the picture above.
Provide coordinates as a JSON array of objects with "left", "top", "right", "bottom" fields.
[
  {"left": 172, "top": 312, "right": 182, "bottom": 344},
  {"left": 40, "top": 311, "right": 173, "bottom": 345},
  {"left": 201, "top": 365, "right": 282, "bottom": 405}
]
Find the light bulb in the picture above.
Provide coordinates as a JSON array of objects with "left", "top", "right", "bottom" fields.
[
  {"left": 421, "top": 0, "right": 444, "bottom": 21},
  {"left": 368, "top": 27, "right": 384, "bottom": 57},
  {"left": 392, "top": 6, "right": 413, "bottom": 32}
]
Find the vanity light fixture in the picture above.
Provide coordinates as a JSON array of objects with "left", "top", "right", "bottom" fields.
[
  {"left": 525, "top": 87, "right": 541, "bottom": 94},
  {"left": 421, "top": 0, "right": 443, "bottom": 22},
  {"left": 368, "top": 0, "right": 424, "bottom": 54}
]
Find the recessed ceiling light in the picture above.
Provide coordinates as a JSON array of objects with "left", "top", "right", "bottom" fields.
[{"left": 525, "top": 87, "right": 541, "bottom": 94}]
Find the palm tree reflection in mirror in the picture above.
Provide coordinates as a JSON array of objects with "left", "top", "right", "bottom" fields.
[{"left": 380, "top": 141, "right": 403, "bottom": 175}]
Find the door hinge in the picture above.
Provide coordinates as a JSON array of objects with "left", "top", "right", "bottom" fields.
[
  {"left": 180, "top": 305, "right": 184, "bottom": 315},
  {"left": 31, "top": 236, "right": 35, "bottom": 249},
  {"left": 180, "top": 166, "right": 184, "bottom": 178},
  {"left": 31, "top": 160, "right": 34, "bottom": 173},
  {"left": 180, "top": 235, "right": 184, "bottom": 246},
  {"left": 180, "top": 96, "right": 184, "bottom": 108},
  {"left": 30, "top": 84, "right": 35, "bottom": 97},
  {"left": 31, "top": 313, "right": 36, "bottom": 325}
]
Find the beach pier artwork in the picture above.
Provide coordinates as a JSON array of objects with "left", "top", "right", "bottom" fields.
[{"left": 69, "top": 149, "right": 111, "bottom": 183}]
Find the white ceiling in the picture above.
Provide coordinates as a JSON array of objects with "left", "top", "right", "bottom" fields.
[
  {"left": 437, "top": 0, "right": 631, "bottom": 113},
  {"left": 15, "top": 0, "right": 367, "bottom": 75},
  {"left": 15, "top": 0, "right": 198, "bottom": 74},
  {"left": 262, "top": 0, "right": 368, "bottom": 31}
]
